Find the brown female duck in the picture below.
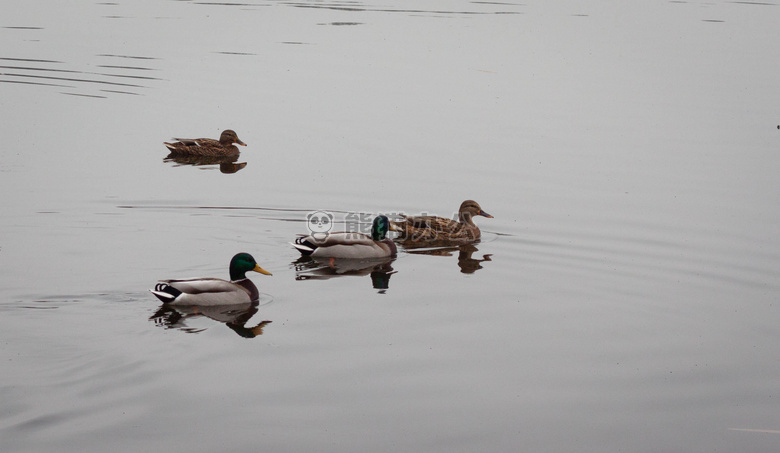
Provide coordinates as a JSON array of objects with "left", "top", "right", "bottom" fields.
[
  {"left": 392, "top": 200, "right": 493, "bottom": 245},
  {"left": 164, "top": 129, "right": 246, "bottom": 156}
]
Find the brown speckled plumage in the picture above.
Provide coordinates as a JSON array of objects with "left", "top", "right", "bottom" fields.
[
  {"left": 163, "top": 129, "right": 246, "bottom": 157},
  {"left": 392, "top": 200, "right": 493, "bottom": 245}
]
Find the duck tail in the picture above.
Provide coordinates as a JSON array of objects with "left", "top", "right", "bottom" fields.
[
  {"left": 291, "top": 237, "right": 316, "bottom": 256},
  {"left": 149, "top": 282, "right": 181, "bottom": 303}
]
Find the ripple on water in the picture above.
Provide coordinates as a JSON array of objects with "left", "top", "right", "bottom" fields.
[{"left": 0, "top": 54, "right": 163, "bottom": 98}]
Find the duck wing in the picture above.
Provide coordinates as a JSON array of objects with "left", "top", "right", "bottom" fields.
[
  {"left": 152, "top": 278, "right": 255, "bottom": 306},
  {"left": 172, "top": 138, "right": 219, "bottom": 147},
  {"left": 293, "top": 232, "right": 395, "bottom": 258},
  {"left": 413, "top": 215, "right": 460, "bottom": 231},
  {"left": 164, "top": 137, "right": 225, "bottom": 155},
  {"left": 396, "top": 214, "right": 482, "bottom": 243},
  {"left": 163, "top": 277, "right": 241, "bottom": 294}
]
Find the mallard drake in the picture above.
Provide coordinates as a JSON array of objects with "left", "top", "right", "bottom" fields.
[
  {"left": 292, "top": 215, "right": 397, "bottom": 259},
  {"left": 392, "top": 199, "right": 493, "bottom": 244},
  {"left": 163, "top": 129, "right": 246, "bottom": 156},
  {"left": 150, "top": 253, "right": 272, "bottom": 306}
]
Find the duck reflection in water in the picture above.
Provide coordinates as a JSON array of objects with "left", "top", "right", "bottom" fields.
[
  {"left": 163, "top": 154, "right": 248, "bottom": 174},
  {"left": 150, "top": 302, "right": 272, "bottom": 338},
  {"left": 404, "top": 243, "right": 492, "bottom": 274},
  {"left": 293, "top": 256, "right": 396, "bottom": 292}
]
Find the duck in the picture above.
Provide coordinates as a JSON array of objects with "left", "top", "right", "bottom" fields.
[
  {"left": 163, "top": 129, "right": 246, "bottom": 156},
  {"left": 150, "top": 253, "right": 272, "bottom": 306},
  {"left": 292, "top": 215, "right": 397, "bottom": 259},
  {"left": 391, "top": 199, "right": 493, "bottom": 245}
]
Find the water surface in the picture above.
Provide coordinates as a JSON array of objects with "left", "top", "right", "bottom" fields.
[{"left": 2, "top": 1, "right": 780, "bottom": 452}]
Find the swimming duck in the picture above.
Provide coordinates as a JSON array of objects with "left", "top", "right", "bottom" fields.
[
  {"left": 292, "top": 215, "right": 397, "bottom": 259},
  {"left": 150, "top": 253, "right": 272, "bottom": 306},
  {"left": 163, "top": 129, "right": 246, "bottom": 156},
  {"left": 392, "top": 199, "right": 493, "bottom": 244}
]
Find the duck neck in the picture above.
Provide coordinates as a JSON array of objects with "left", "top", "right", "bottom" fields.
[
  {"left": 234, "top": 279, "right": 260, "bottom": 302},
  {"left": 459, "top": 212, "right": 476, "bottom": 227},
  {"left": 230, "top": 270, "right": 247, "bottom": 281}
]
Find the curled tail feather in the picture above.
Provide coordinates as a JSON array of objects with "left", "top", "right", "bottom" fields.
[
  {"left": 149, "top": 282, "right": 182, "bottom": 303},
  {"left": 291, "top": 236, "right": 316, "bottom": 255}
]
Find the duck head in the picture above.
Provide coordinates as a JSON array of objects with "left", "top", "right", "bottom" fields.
[
  {"left": 229, "top": 252, "right": 272, "bottom": 281},
  {"left": 458, "top": 200, "right": 493, "bottom": 225},
  {"left": 371, "top": 215, "right": 391, "bottom": 241},
  {"left": 219, "top": 130, "right": 247, "bottom": 146}
]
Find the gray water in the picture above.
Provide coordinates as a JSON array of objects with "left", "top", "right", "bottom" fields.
[{"left": 2, "top": 1, "right": 780, "bottom": 452}]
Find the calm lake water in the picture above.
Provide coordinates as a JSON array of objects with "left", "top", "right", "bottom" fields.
[{"left": 2, "top": 1, "right": 780, "bottom": 451}]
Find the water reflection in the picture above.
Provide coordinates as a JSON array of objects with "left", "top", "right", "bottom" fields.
[
  {"left": 150, "top": 302, "right": 272, "bottom": 338},
  {"left": 293, "top": 256, "right": 396, "bottom": 292},
  {"left": 404, "top": 243, "right": 492, "bottom": 274},
  {"left": 163, "top": 154, "right": 248, "bottom": 173}
]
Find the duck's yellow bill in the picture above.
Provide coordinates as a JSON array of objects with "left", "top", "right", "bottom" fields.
[{"left": 253, "top": 265, "right": 272, "bottom": 276}]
